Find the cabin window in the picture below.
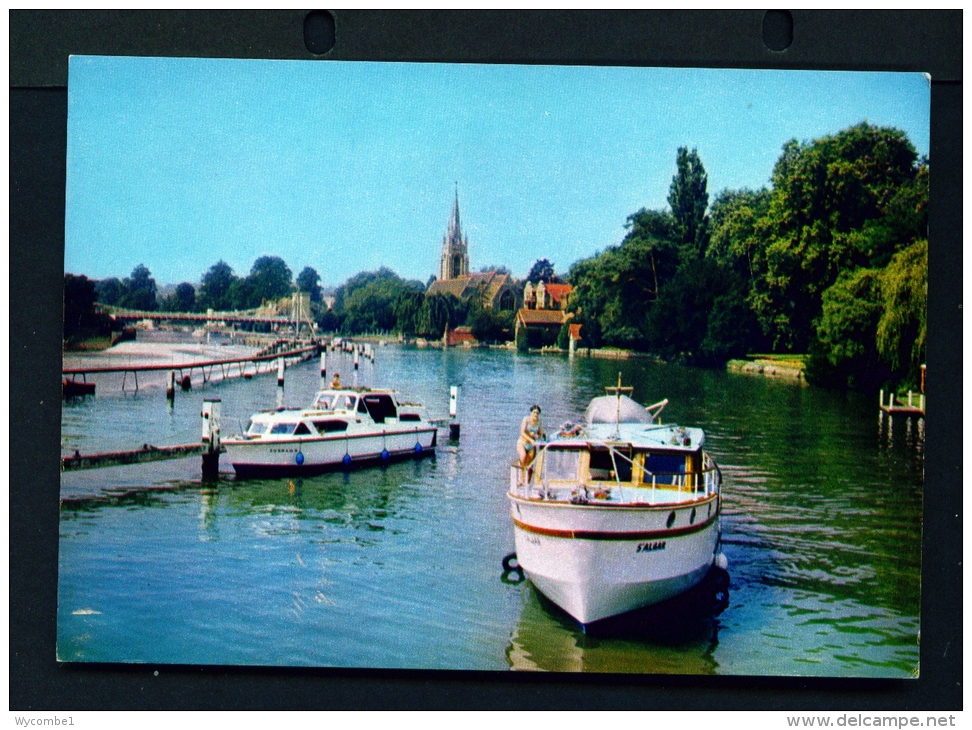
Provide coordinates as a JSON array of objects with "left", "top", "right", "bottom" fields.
[
  {"left": 543, "top": 449, "right": 581, "bottom": 481},
  {"left": 246, "top": 420, "right": 267, "bottom": 435},
  {"left": 334, "top": 395, "right": 355, "bottom": 411},
  {"left": 314, "top": 395, "right": 333, "bottom": 410},
  {"left": 313, "top": 420, "right": 348, "bottom": 434},
  {"left": 399, "top": 413, "right": 421, "bottom": 422},
  {"left": 589, "top": 447, "right": 632, "bottom": 482},
  {"left": 643, "top": 453, "right": 686, "bottom": 485},
  {"left": 358, "top": 398, "right": 369, "bottom": 415},
  {"left": 293, "top": 422, "right": 312, "bottom": 436},
  {"left": 269, "top": 422, "right": 298, "bottom": 435},
  {"left": 362, "top": 394, "right": 397, "bottom": 423}
]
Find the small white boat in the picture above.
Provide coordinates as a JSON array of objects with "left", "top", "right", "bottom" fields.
[
  {"left": 223, "top": 387, "right": 438, "bottom": 477},
  {"left": 507, "top": 379, "right": 723, "bottom": 625}
]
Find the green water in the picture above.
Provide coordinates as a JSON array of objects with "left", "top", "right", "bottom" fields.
[{"left": 58, "top": 342, "right": 922, "bottom": 676}]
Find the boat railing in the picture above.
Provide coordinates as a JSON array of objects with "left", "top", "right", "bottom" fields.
[{"left": 509, "top": 442, "right": 721, "bottom": 502}]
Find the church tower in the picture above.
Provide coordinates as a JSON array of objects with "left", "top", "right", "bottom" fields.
[{"left": 439, "top": 185, "right": 470, "bottom": 281}]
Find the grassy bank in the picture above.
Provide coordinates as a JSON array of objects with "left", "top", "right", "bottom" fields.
[{"left": 727, "top": 354, "right": 806, "bottom": 381}]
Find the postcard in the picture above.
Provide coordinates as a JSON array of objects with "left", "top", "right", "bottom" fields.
[{"left": 59, "top": 56, "right": 928, "bottom": 676}]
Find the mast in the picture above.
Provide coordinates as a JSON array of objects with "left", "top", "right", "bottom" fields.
[{"left": 604, "top": 371, "right": 634, "bottom": 439}]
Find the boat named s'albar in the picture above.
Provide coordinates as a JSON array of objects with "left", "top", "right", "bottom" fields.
[
  {"left": 508, "top": 378, "right": 723, "bottom": 625},
  {"left": 223, "top": 386, "right": 438, "bottom": 477}
]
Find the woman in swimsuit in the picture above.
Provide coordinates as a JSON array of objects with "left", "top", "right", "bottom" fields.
[{"left": 517, "top": 405, "right": 544, "bottom": 481}]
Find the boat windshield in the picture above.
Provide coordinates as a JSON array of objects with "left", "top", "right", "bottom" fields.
[
  {"left": 246, "top": 420, "right": 268, "bottom": 436},
  {"left": 544, "top": 449, "right": 581, "bottom": 481},
  {"left": 333, "top": 394, "right": 356, "bottom": 412},
  {"left": 269, "top": 422, "right": 298, "bottom": 435},
  {"left": 314, "top": 394, "right": 334, "bottom": 410},
  {"left": 589, "top": 446, "right": 632, "bottom": 482}
]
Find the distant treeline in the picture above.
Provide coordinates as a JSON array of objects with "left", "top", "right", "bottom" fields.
[
  {"left": 65, "top": 255, "right": 529, "bottom": 345},
  {"left": 65, "top": 122, "right": 926, "bottom": 391},
  {"left": 566, "top": 122, "right": 927, "bottom": 391}
]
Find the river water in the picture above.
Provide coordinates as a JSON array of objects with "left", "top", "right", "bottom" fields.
[{"left": 58, "top": 335, "right": 923, "bottom": 676}]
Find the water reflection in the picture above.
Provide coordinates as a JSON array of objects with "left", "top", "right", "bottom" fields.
[
  {"left": 197, "top": 487, "right": 219, "bottom": 541},
  {"left": 59, "top": 343, "right": 923, "bottom": 674},
  {"left": 877, "top": 411, "right": 924, "bottom": 456},
  {"left": 507, "top": 567, "right": 730, "bottom": 673}
]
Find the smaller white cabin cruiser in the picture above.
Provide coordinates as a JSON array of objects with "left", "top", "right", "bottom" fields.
[
  {"left": 508, "top": 378, "right": 723, "bottom": 625},
  {"left": 223, "top": 387, "right": 438, "bottom": 477}
]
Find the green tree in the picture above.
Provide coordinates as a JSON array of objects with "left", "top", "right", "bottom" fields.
[
  {"left": 751, "top": 123, "right": 923, "bottom": 351},
  {"left": 94, "top": 277, "right": 125, "bottom": 306},
  {"left": 296, "top": 266, "right": 323, "bottom": 303},
  {"left": 467, "top": 297, "right": 513, "bottom": 343},
  {"left": 161, "top": 282, "right": 197, "bottom": 312},
  {"left": 516, "top": 324, "right": 530, "bottom": 352},
  {"left": 417, "top": 293, "right": 457, "bottom": 339},
  {"left": 227, "top": 277, "right": 257, "bottom": 311},
  {"left": 876, "top": 239, "right": 927, "bottom": 385},
  {"left": 393, "top": 290, "right": 425, "bottom": 337},
  {"left": 807, "top": 268, "right": 887, "bottom": 389},
  {"left": 198, "top": 260, "right": 238, "bottom": 311},
  {"left": 707, "top": 188, "right": 771, "bottom": 281},
  {"left": 63, "top": 274, "right": 99, "bottom": 340},
  {"left": 416, "top": 294, "right": 467, "bottom": 340},
  {"left": 335, "top": 268, "right": 424, "bottom": 334},
  {"left": 119, "top": 264, "right": 157, "bottom": 311},
  {"left": 527, "top": 258, "right": 557, "bottom": 284},
  {"left": 668, "top": 147, "right": 710, "bottom": 257},
  {"left": 566, "top": 208, "right": 677, "bottom": 350},
  {"left": 247, "top": 256, "right": 293, "bottom": 305},
  {"left": 644, "top": 258, "right": 720, "bottom": 361}
]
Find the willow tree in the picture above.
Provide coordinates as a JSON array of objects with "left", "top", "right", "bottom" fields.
[{"left": 877, "top": 239, "right": 927, "bottom": 385}]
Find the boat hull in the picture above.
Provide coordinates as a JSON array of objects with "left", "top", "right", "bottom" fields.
[
  {"left": 225, "top": 426, "right": 437, "bottom": 477},
  {"left": 510, "top": 493, "right": 720, "bottom": 624}
]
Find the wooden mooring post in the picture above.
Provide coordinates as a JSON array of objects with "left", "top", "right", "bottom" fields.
[
  {"left": 201, "top": 398, "right": 221, "bottom": 479},
  {"left": 879, "top": 388, "right": 925, "bottom": 417}
]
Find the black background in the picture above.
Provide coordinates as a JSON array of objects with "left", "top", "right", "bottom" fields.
[{"left": 10, "top": 10, "right": 962, "bottom": 710}]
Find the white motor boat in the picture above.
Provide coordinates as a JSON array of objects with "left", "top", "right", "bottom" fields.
[
  {"left": 507, "top": 379, "right": 723, "bottom": 625},
  {"left": 223, "top": 387, "right": 438, "bottom": 477}
]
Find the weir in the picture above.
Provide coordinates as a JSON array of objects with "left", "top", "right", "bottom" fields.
[{"left": 62, "top": 341, "right": 321, "bottom": 394}]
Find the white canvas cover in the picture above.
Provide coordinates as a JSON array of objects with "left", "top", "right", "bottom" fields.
[{"left": 584, "top": 394, "right": 653, "bottom": 425}]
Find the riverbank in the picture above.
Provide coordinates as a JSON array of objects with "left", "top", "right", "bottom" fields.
[{"left": 727, "top": 355, "right": 805, "bottom": 381}]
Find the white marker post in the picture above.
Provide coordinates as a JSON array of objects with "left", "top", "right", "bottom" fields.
[
  {"left": 277, "top": 356, "right": 285, "bottom": 409},
  {"left": 449, "top": 385, "right": 461, "bottom": 441}
]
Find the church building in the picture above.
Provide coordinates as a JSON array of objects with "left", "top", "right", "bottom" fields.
[{"left": 427, "top": 188, "right": 520, "bottom": 312}]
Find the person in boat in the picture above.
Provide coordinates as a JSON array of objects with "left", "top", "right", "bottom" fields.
[
  {"left": 558, "top": 420, "right": 583, "bottom": 437},
  {"left": 517, "top": 405, "right": 544, "bottom": 482},
  {"left": 331, "top": 372, "right": 342, "bottom": 389}
]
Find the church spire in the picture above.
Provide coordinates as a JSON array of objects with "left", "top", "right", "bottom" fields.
[
  {"left": 440, "top": 184, "right": 470, "bottom": 281},
  {"left": 449, "top": 181, "right": 461, "bottom": 238}
]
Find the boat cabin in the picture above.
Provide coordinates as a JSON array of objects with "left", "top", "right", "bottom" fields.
[
  {"left": 514, "top": 392, "right": 719, "bottom": 503},
  {"left": 242, "top": 388, "right": 425, "bottom": 440},
  {"left": 531, "top": 433, "right": 708, "bottom": 492}
]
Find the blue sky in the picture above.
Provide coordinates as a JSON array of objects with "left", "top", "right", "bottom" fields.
[{"left": 65, "top": 57, "right": 929, "bottom": 289}]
